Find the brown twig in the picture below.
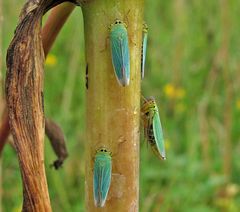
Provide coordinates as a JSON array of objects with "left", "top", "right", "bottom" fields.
[
  {"left": 5, "top": 0, "right": 79, "bottom": 211},
  {"left": 0, "top": 2, "right": 75, "bottom": 156}
]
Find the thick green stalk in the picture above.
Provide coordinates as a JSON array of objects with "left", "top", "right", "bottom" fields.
[{"left": 82, "top": 0, "right": 144, "bottom": 210}]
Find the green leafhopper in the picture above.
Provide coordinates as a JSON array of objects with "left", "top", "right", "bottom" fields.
[
  {"left": 93, "top": 147, "right": 112, "bottom": 207},
  {"left": 109, "top": 19, "right": 130, "bottom": 87},
  {"left": 141, "top": 96, "right": 166, "bottom": 160}
]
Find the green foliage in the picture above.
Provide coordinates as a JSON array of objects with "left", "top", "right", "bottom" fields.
[{"left": 1, "top": 0, "right": 240, "bottom": 211}]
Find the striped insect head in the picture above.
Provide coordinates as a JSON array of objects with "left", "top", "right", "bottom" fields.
[
  {"left": 141, "top": 96, "right": 158, "bottom": 115},
  {"left": 143, "top": 22, "right": 148, "bottom": 33},
  {"left": 109, "top": 19, "right": 127, "bottom": 30},
  {"left": 114, "top": 19, "right": 122, "bottom": 24},
  {"left": 96, "top": 147, "right": 112, "bottom": 156}
]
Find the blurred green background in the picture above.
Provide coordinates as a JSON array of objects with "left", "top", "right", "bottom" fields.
[{"left": 1, "top": 0, "right": 240, "bottom": 211}]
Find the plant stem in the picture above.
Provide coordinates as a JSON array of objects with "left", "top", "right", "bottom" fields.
[{"left": 82, "top": 0, "right": 144, "bottom": 210}]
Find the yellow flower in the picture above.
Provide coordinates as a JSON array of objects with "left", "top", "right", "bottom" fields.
[
  {"left": 236, "top": 99, "right": 240, "bottom": 110},
  {"left": 45, "top": 54, "right": 57, "bottom": 67},
  {"left": 176, "top": 88, "right": 186, "bottom": 99},
  {"left": 163, "top": 84, "right": 186, "bottom": 100},
  {"left": 164, "top": 83, "right": 176, "bottom": 99}
]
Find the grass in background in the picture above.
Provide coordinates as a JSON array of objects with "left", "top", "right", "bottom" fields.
[{"left": 1, "top": 0, "right": 240, "bottom": 211}]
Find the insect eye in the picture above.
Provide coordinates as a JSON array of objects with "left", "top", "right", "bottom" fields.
[
  {"left": 101, "top": 149, "right": 103, "bottom": 152},
  {"left": 104, "top": 150, "right": 107, "bottom": 152},
  {"left": 115, "top": 21, "right": 118, "bottom": 24},
  {"left": 145, "top": 112, "right": 149, "bottom": 116}
]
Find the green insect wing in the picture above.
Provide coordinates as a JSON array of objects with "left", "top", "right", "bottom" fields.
[
  {"left": 93, "top": 148, "right": 112, "bottom": 207},
  {"left": 141, "top": 23, "right": 148, "bottom": 79},
  {"left": 109, "top": 20, "right": 130, "bottom": 87},
  {"left": 152, "top": 109, "right": 166, "bottom": 160}
]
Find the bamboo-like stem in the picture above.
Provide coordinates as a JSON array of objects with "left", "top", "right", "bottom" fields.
[
  {"left": 0, "top": 2, "right": 75, "bottom": 154},
  {"left": 83, "top": 0, "right": 144, "bottom": 210}
]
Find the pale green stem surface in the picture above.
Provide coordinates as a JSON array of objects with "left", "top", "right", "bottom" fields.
[{"left": 82, "top": 0, "right": 144, "bottom": 210}]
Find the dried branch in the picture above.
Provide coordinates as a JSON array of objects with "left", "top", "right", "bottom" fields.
[
  {"left": 0, "top": 2, "right": 75, "bottom": 156},
  {"left": 5, "top": 0, "right": 79, "bottom": 211}
]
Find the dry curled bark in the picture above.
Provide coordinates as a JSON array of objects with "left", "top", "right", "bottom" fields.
[
  {"left": 0, "top": 3, "right": 75, "bottom": 157},
  {"left": 0, "top": 1, "right": 92, "bottom": 153},
  {"left": 5, "top": 0, "right": 82, "bottom": 211},
  {"left": 6, "top": 10, "right": 50, "bottom": 211}
]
